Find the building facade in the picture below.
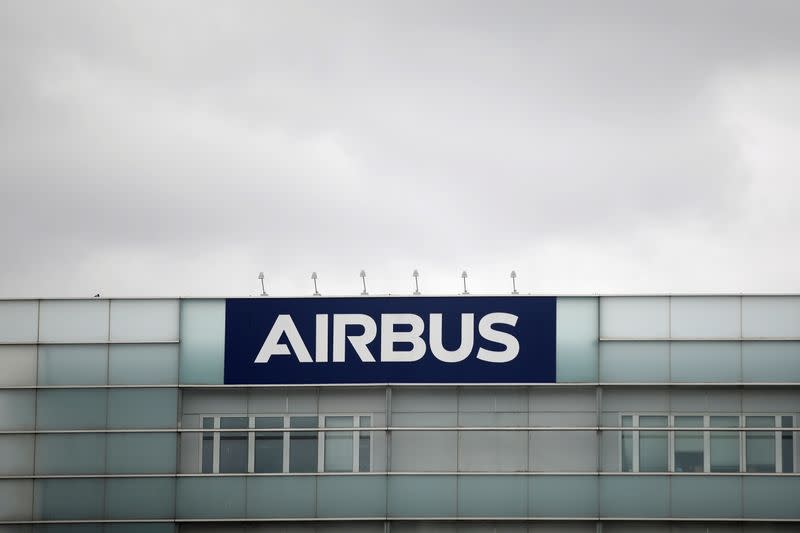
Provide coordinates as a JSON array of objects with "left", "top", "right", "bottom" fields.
[{"left": 0, "top": 295, "right": 798, "bottom": 532}]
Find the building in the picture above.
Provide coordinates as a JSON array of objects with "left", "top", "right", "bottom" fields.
[{"left": 0, "top": 295, "right": 798, "bottom": 532}]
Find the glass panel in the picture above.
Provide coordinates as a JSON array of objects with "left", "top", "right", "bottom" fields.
[
  {"left": 202, "top": 417, "right": 214, "bottom": 473},
  {"left": 0, "top": 435, "right": 34, "bottom": 475},
  {"left": 621, "top": 415, "right": 633, "bottom": 472},
  {"left": 599, "top": 476, "right": 669, "bottom": 518},
  {"left": 175, "top": 477, "right": 246, "bottom": 519},
  {"left": 530, "top": 475, "right": 597, "bottom": 517},
  {"left": 782, "top": 415, "right": 794, "bottom": 473},
  {"left": 0, "top": 300, "right": 38, "bottom": 343},
  {"left": 0, "top": 346, "right": 36, "bottom": 386},
  {"left": 391, "top": 413, "right": 457, "bottom": 471},
  {"left": 109, "top": 344, "right": 179, "bottom": 385},
  {"left": 246, "top": 476, "right": 316, "bottom": 518},
  {"left": 670, "top": 296, "right": 739, "bottom": 338},
  {"left": 387, "top": 475, "right": 457, "bottom": 517},
  {"left": 39, "top": 300, "right": 108, "bottom": 343},
  {"left": 36, "top": 390, "right": 106, "bottom": 430},
  {"left": 106, "top": 478, "right": 175, "bottom": 519},
  {"left": 289, "top": 416, "right": 318, "bottom": 473},
  {"left": 742, "top": 296, "right": 800, "bottom": 338},
  {"left": 674, "top": 416, "right": 704, "bottom": 472},
  {"left": 317, "top": 476, "right": 387, "bottom": 518},
  {"left": 670, "top": 342, "right": 740, "bottom": 382},
  {"left": 109, "top": 299, "right": 179, "bottom": 342},
  {"left": 359, "top": 416, "right": 371, "bottom": 472},
  {"left": 743, "top": 476, "right": 800, "bottom": 519},
  {"left": 639, "top": 416, "right": 668, "bottom": 472},
  {"left": 179, "top": 299, "right": 225, "bottom": 384},
  {"left": 599, "top": 296, "right": 669, "bottom": 338},
  {"left": 325, "top": 416, "right": 353, "bottom": 472},
  {"left": 599, "top": 342, "right": 669, "bottom": 382},
  {"left": 746, "top": 416, "right": 775, "bottom": 472},
  {"left": 35, "top": 434, "right": 106, "bottom": 474},
  {"left": 0, "top": 391, "right": 35, "bottom": 430},
  {"left": 742, "top": 341, "right": 800, "bottom": 382},
  {"left": 37, "top": 345, "right": 107, "bottom": 386},
  {"left": 459, "top": 475, "right": 526, "bottom": 517},
  {"left": 107, "top": 433, "right": 177, "bottom": 474},
  {"left": 254, "top": 416, "right": 283, "bottom": 473},
  {"left": 219, "top": 416, "right": 248, "bottom": 473},
  {"left": 34, "top": 479, "right": 104, "bottom": 520},
  {"left": 671, "top": 476, "right": 741, "bottom": 518},
  {"left": 711, "top": 415, "right": 740, "bottom": 472},
  {"left": 106, "top": 525, "right": 175, "bottom": 533},
  {"left": 556, "top": 297, "right": 598, "bottom": 382},
  {"left": 107, "top": 389, "right": 177, "bottom": 429},
  {"left": 0, "top": 480, "right": 33, "bottom": 520}
]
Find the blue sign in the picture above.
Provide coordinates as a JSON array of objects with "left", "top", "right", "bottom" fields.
[{"left": 224, "top": 296, "right": 556, "bottom": 384}]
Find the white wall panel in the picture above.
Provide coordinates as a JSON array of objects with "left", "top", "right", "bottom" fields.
[
  {"left": 670, "top": 297, "right": 739, "bottom": 338},
  {"left": 742, "top": 296, "right": 800, "bottom": 338},
  {"left": 0, "top": 301, "right": 38, "bottom": 343},
  {"left": 110, "top": 299, "right": 179, "bottom": 342},
  {"left": 39, "top": 299, "right": 109, "bottom": 343},
  {"left": 600, "top": 297, "right": 669, "bottom": 338}
]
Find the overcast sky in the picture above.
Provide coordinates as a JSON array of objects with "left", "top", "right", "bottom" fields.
[{"left": 1, "top": 1, "right": 799, "bottom": 298}]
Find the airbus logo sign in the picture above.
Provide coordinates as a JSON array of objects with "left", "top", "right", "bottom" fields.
[{"left": 224, "top": 296, "right": 555, "bottom": 384}]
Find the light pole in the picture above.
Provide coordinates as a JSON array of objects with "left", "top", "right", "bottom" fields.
[
  {"left": 258, "top": 272, "right": 267, "bottom": 296},
  {"left": 412, "top": 269, "right": 420, "bottom": 295},
  {"left": 461, "top": 270, "right": 469, "bottom": 295},
  {"left": 511, "top": 270, "right": 518, "bottom": 295},
  {"left": 311, "top": 272, "right": 320, "bottom": 296},
  {"left": 360, "top": 270, "right": 368, "bottom": 295}
]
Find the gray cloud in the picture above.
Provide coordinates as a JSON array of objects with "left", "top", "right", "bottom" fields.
[{"left": 1, "top": 1, "right": 799, "bottom": 297}]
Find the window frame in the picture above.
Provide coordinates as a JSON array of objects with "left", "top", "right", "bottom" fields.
[
  {"left": 618, "top": 413, "right": 794, "bottom": 473},
  {"left": 200, "top": 413, "right": 373, "bottom": 474}
]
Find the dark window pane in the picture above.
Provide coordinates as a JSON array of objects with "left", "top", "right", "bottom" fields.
[
  {"left": 710, "top": 416, "right": 739, "bottom": 473},
  {"left": 290, "top": 416, "right": 318, "bottom": 473},
  {"left": 674, "top": 416, "right": 704, "bottom": 473},
  {"left": 202, "top": 417, "right": 214, "bottom": 473},
  {"left": 255, "top": 416, "right": 283, "bottom": 473},
  {"left": 746, "top": 416, "right": 775, "bottom": 473},
  {"left": 220, "top": 417, "right": 248, "bottom": 473},
  {"left": 782, "top": 415, "right": 794, "bottom": 473}
]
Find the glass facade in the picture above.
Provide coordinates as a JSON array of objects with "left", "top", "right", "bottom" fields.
[{"left": 0, "top": 295, "right": 798, "bottom": 532}]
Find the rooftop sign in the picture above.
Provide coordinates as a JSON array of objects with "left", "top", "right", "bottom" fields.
[{"left": 224, "top": 296, "right": 556, "bottom": 384}]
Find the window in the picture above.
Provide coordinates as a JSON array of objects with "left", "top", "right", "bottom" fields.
[
  {"left": 200, "top": 414, "right": 371, "bottom": 474},
  {"left": 620, "top": 414, "right": 795, "bottom": 473}
]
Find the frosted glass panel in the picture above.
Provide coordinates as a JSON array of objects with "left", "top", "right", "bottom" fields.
[
  {"left": 459, "top": 476, "right": 526, "bottom": 517},
  {"left": 179, "top": 300, "right": 225, "bottom": 384},
  {"left": 325, "top": 416, "right": 353, "bottom": 472},
  {"left": 600, "top": 297, "right": 668, "bottom": 338},
  {"left": 0, "top": 300, "right": 38, "bottom": 343},
  {"left": 529, "top": 475, "right": 597, "bottom": 517},
  {"left": 107, "top": 525, "right": 175, "bottom": 533},
  {"left": 176, "top": 477, "right": 246, "bottom": 519},
  {"left": 742, "top": 296, "right": 800, "bottom": 338},
  {"left": 110, "top": 299, "right": 179, "bottom": 342},
  {"left": 39, "top": 300, "right": 109, "bottom": 343},
  {"left": 36, "top": 390, "right": 106, "bottom": 430},
  {"left": 0, "top": 346, "right": 36, "bottom": 386},
  {"left": 0, "top": 435, "right": 34, "bottom": 475},
  {"left": 106, "top": 478, "right": 175, "bottom": 519},
  {"left": 37, "top": 345, "right": 107, "bottom": 386},
  {"left": 0, "top": 391, "right": 35, "bottom": 430},
  {"left": 599, "top": 342, "right": 669, "bottom": 382},
  {"left": 246, "top": 476, "right": 315, "bottom": 518},
  {"left": 108, "top": 389, "right": 177, "bottom": 429},
  {"left": 670, "top": 296, "right": 739, "bottom": 338},
  {"left": 671, "top": 342, "right": 740, "bottom": 382},
  {"left": 388, "top": 475, "right": 457, "bottom": 517},
  {"left": 671, "top": 476, "right": 741, "bottom": 518},
  {"left": 318, "top": 476, "right": 387, "bottom": 517},
  {"left": 34, "top": 479, "right": 104, "bottom": 520},
  {"left": 107, "top": 433, "right": 177, "bottom": 474},
  {"left": 109, "top": 344, "right": 179, "bottom": 385},
  {"left": 742, "top": 342, "right": 800, "bottom": 382},
  {"left": 556, "top": 297, "right": 598, "bottom": 382},
  {"left": 600, "top": 476, "right": 668, "bottom": 518},
  {"left": 743, "top": 476, "right": 800, "bottom": 518},
  {"left": 0, "top": 480, "right": 32, "bottom": 520},
  {"left": 35, "top": 434, "right": 106, "bottom": 474}
]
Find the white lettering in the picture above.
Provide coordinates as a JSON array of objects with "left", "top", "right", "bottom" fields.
[
  {"left": 476, "top": 312, "right": 519, "bottom": 363},
  {"left": 333, "top": 314, "right": 377, "bottom": 362},
  {"left": 430, "top": 313, "right": 474, "bottom": 363},
  {"left": 315, "top": 314, "right": 328, "bottom": 362},
  {"left": 254, "top": 314, "right": 313, "bottom": 363},
  {"left": 380, "top": 313, "right": 426, "bottom": 362}
]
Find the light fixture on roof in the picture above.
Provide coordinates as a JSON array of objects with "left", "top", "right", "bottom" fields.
[
  {"left": 412, "top": 269, "right": 420, "bottom": 295},
  {"left": 311, "top": 272, "right": 320, "bottom": 296},
  {"left": 258, "top": 272, "right": 267, "bottom": 296},
  {"left": 360, "top": 270, "right": 368, "bottom": 295},
  {"left": 510, "top": 270, "right": 519, "bottom": 295},
  {"left": 461, "top": 270, "right": 469, "bottom": 295}
]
